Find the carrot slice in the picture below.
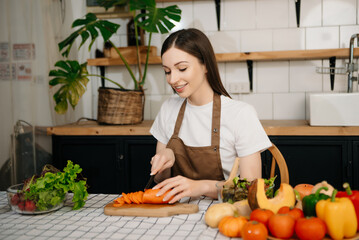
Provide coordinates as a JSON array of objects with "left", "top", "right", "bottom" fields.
[
  {"left": 131, "top": 192, "right": 140, "bottom": 204},
  {"left": 113, "top": 202, "right": 124, "bottom": 207},
  {"left": 138, "top": 191, "right": 144, "bottom": 204},
  {"left": 130, "top": 192, "right": 136, "bottom": 203},
  {"left": 122, "top": 192, "right": 131, "bottom": 204},
  {"left": 118, "top": 198, "right": 125, "bottom": 204}
]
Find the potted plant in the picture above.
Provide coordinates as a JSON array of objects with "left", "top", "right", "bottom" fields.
[{"left": 49, "top": 0, "right": 181, "bottom": 124}]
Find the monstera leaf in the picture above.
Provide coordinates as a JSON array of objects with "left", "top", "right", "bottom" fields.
[
  {"left": 49, "top": 60, "right": 89, "bottom": 114},
  {"left": 130, "top": 0, "right": 181, "bottom": 34},
  {"left": 58, "top": 13, "right": 120, "bottom": 58}
]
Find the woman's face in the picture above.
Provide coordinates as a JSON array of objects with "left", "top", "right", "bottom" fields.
[{"left": 162, "top": 47, "right": 211, "bottom": 103}]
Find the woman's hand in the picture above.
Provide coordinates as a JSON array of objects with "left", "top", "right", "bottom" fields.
[
  {"left": 150, "top": 147, "right": 175, "bottom": 175},
  {"left": 153, "top": 176, "right": 218, "bottom": 204}
]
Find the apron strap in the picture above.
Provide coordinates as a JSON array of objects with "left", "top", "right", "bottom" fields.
[
  {"left": 172, "top": 99, "right": 187, "bottom": 137},
  {"left": 172, "top": 93, "right": 221, "bottom": 147},
  {"left": 211, "top": 94, "right": 221, "bottom": 149}
]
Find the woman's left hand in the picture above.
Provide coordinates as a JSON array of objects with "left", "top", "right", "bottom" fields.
[{"left": 152, "top": 176, "right": 206, "bottom": 204}]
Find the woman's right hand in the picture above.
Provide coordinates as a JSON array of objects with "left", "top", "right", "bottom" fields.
[{"left": 150, "top": 144, "right": 175, "bottom": 176}]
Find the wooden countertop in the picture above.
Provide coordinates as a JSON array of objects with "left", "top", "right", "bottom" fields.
[{"left": 47, "top": 120, "right": 359, "bottom": 136}]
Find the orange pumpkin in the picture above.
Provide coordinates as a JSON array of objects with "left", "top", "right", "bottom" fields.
[
  {"left": 294, "top": 184, "right": 314, "bottom": 200},
  {"left": 218, "top": 216, "right": 248, "bottom": 238}
]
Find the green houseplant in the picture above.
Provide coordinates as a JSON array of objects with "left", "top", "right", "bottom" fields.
[{"left": 49, "top": 0, "right": 181, "bottom": 124}]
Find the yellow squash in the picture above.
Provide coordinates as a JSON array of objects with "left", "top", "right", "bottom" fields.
[{"left": 248, "top": 178, "right": 296, "bottom": 214}]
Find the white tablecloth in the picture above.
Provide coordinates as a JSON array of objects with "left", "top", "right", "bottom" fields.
[{"left": 0, "top": 192, "right": 232, "bottom": 240}]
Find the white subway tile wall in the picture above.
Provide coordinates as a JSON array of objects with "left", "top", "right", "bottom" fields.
[
  {"left": 340, "top": 25, "right": 359, "bottom": 47},
  {"left": 289, "top": 60, "right": 322, "bottom": 92},
  {"left": 272, "top": 28, "right": 305, "bottom": 51},
  {"left": 256, "top": 0, "right": 289, "bottom": 29},
  {"left": 208, "top": 31, "right": 241, "bottom": 53},
  {"left": 241, "top": 29, "right": 273, "bottom": 52},
  {"left": 96, "top": 0, "right": 359, "bottom": 121},
  {"left": 300, "top": 0, "right": 322, "bottom": 27},
  {"left": 323, "top": 0, "right": 356, "bottom": 26},
  {"left": 222, "top": 0, "right": 256, "bottom": 30},
  {"left": 273, "top": 93, "right": 306, "bottom": 120},
  {"left": 257, "top": 61, "right": 289, "bottom": 93},
  {"left": 306, "top": 26, "right": 340, "bottom": 49}
]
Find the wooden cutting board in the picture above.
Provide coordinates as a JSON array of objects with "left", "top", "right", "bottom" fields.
[{"left": 104, "top": 202, "right": 199, "bottom": 217}]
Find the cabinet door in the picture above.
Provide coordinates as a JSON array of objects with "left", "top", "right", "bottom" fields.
[
  {"left": 52, "top": 136, "right": 123, "bottom": 194},
  {"left": 122, "top": 136, "right": 157, "bottom": 193},
  {"left": 264, "top": 136, "right": 349, "bottom": 190},
  {"left": 352, "top": 140, "right": 359, "bottom": 189}
]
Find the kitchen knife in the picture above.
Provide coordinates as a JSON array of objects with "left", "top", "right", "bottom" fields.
[{"left": 144, "top": 174, "right": 155, "bottom": 190}]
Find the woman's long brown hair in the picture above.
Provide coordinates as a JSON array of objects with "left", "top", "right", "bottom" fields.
[{"left": 161, "top": 28, "right": 231, "bottom": 98}]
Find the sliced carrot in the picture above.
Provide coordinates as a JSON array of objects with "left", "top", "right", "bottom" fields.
[
  {"left": 118, "top": 198, "right": 125, "bottom": 204},
  {"left": 132, "top": 192, "right": 138, "bottom": 204},
  {"left": 133, "top": 192, "right": 139, "bottom": 203},
  {"left": 129, "top": 192, "right": 135, "bottom": 203},
  {"left": 138, "top": 191, "right": 144, "bottom": 203},
  {"left": 114, "top": 189, "right": 175, "bottom": 205},
  {"left": 131, "top": 192, "right": 140, "bottom": 204},
  {"left": 122, "top": 192, "right": 131, "bottom": 204},
  {"left": 113, "top": 202, "right": 124, "bottom": 207}
]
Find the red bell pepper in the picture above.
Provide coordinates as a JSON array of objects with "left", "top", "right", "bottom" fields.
[{"left": 336, "top": 182, "right": 359, "bottom": 230}]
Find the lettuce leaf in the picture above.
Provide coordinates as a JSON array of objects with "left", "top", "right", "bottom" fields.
[{"left": 24, "top": 160, "right": 88, "bottom": 210}]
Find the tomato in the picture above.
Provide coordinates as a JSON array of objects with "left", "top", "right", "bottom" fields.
[
  {"left": 277, "top": 206, "right": 304, "bottom": 221},
  {"left": 295, "top": 217, "right": 327, "bottom": 240},
  {"left": 294, "top": 184, "right": 314, "bottom": 199},
  {"left": 268, "top": 213, "right": 295, "bottom": 239},
  {"left": 241, "top": 220, "right": 268, "bottom": 240},
  {"left": 249, "top": 208, "right": 274, "bottom": 227}
]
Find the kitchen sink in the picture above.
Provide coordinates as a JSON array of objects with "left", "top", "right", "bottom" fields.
[{"left": 309, "top": 92, "right": 359, "bottom": 126}]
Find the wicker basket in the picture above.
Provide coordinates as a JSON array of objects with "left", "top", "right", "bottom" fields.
[{"left": 97, "top": 87, "right": 144, "bottom": 125}]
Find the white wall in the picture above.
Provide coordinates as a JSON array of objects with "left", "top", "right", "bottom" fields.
[{"left": 93, "top": 0, "right": 359, "bottom": 121}]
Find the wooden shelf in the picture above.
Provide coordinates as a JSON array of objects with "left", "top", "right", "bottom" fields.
[{"left": 87, "top": 48, "right": 359, "bottom": 66}]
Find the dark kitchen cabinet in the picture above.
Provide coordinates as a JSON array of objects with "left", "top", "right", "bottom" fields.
[
  {"left": 262, "top": 136, "right": 359, "bottom": 190},
  {"left": 52, "top": 134, "right": 359, "bottom": 194},
  {"left": 353, "top": 140, "right": 359, "bottom": 189},
  {"left": 52, "top": 135, "right": 157, "bottom": 194}
]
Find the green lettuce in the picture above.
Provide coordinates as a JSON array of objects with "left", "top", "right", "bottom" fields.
[{"left": 24, "top": 160, "right": 88, "bottom": 210}]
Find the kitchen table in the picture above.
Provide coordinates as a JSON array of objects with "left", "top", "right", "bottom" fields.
[{"left": 0, "top": 192, "right": 228, "bottom": 240}]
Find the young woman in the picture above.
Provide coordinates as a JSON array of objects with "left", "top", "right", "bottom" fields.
[{"left": 149, "top": 28, "right": 271, "bottom": 203}]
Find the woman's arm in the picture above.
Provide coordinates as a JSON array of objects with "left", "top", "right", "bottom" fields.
[
  {"left": 151, "top": 141, "right": 174, "bottom": 183},
  {"left": 153, "top": 152, "right": 262, "bottom": 203},
  {"left": 238, "top": 151, "right": 262, "bottom": 181}
]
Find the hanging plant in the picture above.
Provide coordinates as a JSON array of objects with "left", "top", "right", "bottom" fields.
[{"left": 49, "top": 0, "right": 182, "bottom": 114}]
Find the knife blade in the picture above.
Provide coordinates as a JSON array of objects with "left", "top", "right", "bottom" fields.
[{"left": 144, "top": 174, "right": 155, "bottom": 190}]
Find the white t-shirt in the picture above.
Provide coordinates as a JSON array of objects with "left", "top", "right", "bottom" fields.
[{"left": 150, "top": 94, "right": 272, "bottom": 179}]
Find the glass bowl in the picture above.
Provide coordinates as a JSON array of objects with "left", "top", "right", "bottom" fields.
[
  {"left": 216, "top": 181, "right": 248, "bottom": 203},
  {"left": 7, "top": 183, "right": 66, "bottom": 215},
  {"left": 216, "top": 180, "right": 275, "bottom": 203}
]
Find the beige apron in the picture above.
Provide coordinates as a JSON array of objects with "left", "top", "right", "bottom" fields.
[{"left": 167, "top": 93, "right": 225, "bottom": 180}]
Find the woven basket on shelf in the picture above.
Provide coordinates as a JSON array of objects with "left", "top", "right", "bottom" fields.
[{"left": 97, "top": 87, "right": 144, "bottom": 125}]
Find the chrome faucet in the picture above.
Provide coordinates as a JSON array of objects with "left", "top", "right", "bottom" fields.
[{"left": 348, "top": 33, "right": 359, "bottom": 92}]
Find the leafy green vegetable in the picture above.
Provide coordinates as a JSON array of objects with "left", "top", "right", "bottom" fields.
[
  {"left": 222, "top": 176, "right": 277, "bottom": 203},
  {"left": 24, "top": 160, "right": 88, "bottom": 210}
]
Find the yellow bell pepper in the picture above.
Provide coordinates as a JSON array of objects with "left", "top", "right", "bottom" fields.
[{"left": 316, "top": 189, "right": 358, "bottom": 240}]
